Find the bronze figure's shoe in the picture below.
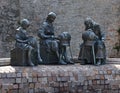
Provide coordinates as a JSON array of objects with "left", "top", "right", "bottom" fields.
[
  {"left": 96, "top": 59, "right": 101, "bottom": 66},
  {"left": 80, "top": 60, "right": 86, "bottom": 65},
  {"left": 38, "top": 60, "right": 44, "bottom": 65},
  {"left": 28, "top": 61, "right": 35, "bottom": 66},
  {"left": 59, "top": 60, "right": 67, "bottom": 65},
  {"left": 66, "top": 60, "right": 74, "bottom": 64},
  {"left": 37, "top": 57, "right": 43, "bottom": 64}
]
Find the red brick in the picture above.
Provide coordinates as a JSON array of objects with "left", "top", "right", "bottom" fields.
[
  {"left": 13, "top": 84, "right": 18, "bottom": 89},
  {"left": 100, "top": 75, "right": 105, "bottom": 80},
  {"left": 107, "top": 70, "right": 112, "bottom": 75},
  {"left": 29, "top": 83, "right": 35, "bottom": 89}
]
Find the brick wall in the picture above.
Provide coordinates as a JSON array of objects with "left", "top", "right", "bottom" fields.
[
  {"left": 0, "top": 0, "right": 120, "bottom": 58},
  {"left": 0, "top": 64, "right": 120, "bottom": 93}
]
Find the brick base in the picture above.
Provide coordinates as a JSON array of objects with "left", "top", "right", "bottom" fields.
[{"left": 0, "top": 63, "right": 120, "bottom": 93}]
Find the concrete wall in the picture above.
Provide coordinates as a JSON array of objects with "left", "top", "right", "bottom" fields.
[{"left": 0, "top": 0, "right": 120, "bottom": 58}]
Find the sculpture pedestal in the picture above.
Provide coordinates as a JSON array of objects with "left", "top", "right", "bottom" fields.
[
  {"left": 0, "top": 58, "right": 10, "bottom": 66},
  {"left": 10, "top": 48, "right": 28, "bottom": 66},
  {"left": 40, "top": 43, "right": 59, "bottom": 64},
  {"left": 0, "top": 61, "right": 120, "bottom": 92}
]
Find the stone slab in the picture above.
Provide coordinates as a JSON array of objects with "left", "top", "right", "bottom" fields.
[
  {"left": 73, "top": 58, "right": 120, "bottom": 64},
  {"left": 0, "top": 58, "right": 120, "bottom": 66},
  {"left": 0, "top": 58, "right": 10, "bottom": 66}
]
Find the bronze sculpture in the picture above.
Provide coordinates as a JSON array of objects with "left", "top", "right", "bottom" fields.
[
  {"left": 38, "top": 12, "right": 73, "bottom": 65},
  {"left": 78, "top": 17, "right": 106, "bottom": 65},
  {"left": 58, "top": 32, "right": 74, "bottom": 64},
  {"left": 11, "top": 19, "right": 42, "bottom": 66},
  {"left": 84, "top": 17, "right": 94, "bottom": 31},
  {"left": 93, "top": 23, "right": 106, "bottom": 65}
]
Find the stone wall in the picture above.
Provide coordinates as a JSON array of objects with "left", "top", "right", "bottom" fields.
[
  {"left": 0, "top": 0, "right": 120, "bottom": 58},
  {"left": 0, "top": 64, "right": 120, "bottom": 93},
  {"left": 0, "top": 0, "right": 19, "bottom": 57}
]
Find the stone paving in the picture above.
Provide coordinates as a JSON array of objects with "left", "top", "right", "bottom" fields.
[{"left": 0, "top": 63, "right": 120, "bottom": 93}]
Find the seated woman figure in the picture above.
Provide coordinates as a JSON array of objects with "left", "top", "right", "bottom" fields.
[
  {"left": 15, "top": 19, "right": 42, "bottom": 66},
  {"left": 78, "top": 18, "right": 106, "bottom": 65},
  {"left": 38, "top": 12, "right": 67, "bottom": 65},
  {"left": 78, "top": 17, "right": 95, "bottom": 65},
  {"left": 78, "top": 29, "right": 98, "bottom": 65}
]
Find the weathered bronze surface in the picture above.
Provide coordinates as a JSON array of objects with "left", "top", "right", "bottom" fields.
[
  {"left": 78, "top": 18, "right": 106, "bottom": 65},
  {"left": 11, "top": 19, "right": 42, "bottom": 66},
  {"left": 38, "top": 12, "right": 73, "bottom": 65}
]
